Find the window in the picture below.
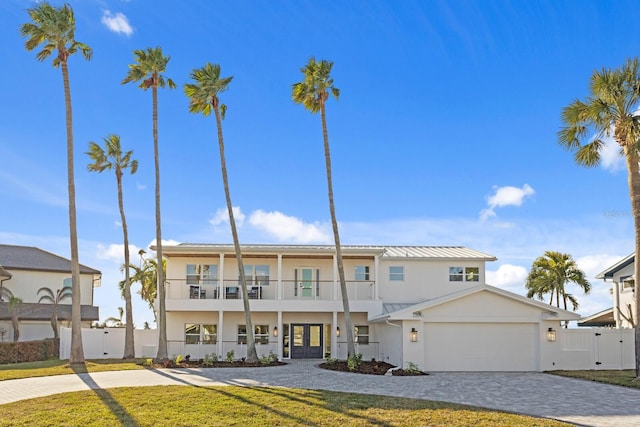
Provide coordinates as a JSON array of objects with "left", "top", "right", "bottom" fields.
[
  {"left": 465, "top": 267, "right": 479, "bottom": 282},
  {"left": 389, "top": 266, "right": 404, "bottom": 281},
  {"left": 355, "top": 266, "right": 370, "bottom": 281},
  {"left": 185, "top": 324, "right": 217, "bottom": 344},
  {"left": 187, "top": 264, "right": 217, "bottom": 285},
  {"left": 450, "top": 266, "right": 480, "bottom": 282},
  {"left": 449, "top": 267, "right": 463, "bottom": 281},
  {"left": 622, "top": 276, "right": 635, "bottom": 289},
  {"left": 355, "top": 325, "right": 369, "bottom": 345},
  {"left": 237, "top": 324, "right": 270, "bottom": 345},
  {"left": 241, "top": 265, "right": 270, "bottom": 286}
]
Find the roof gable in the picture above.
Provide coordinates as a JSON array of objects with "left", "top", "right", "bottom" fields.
[
  {"left": 0, "top": 244, "right": 100, "bottom": 275},
  {"left": 596, "top": 253, "right": 634, "bottom": 279},
  {"left": 374, "top": 284, "right": 580, "bottom": 322}
]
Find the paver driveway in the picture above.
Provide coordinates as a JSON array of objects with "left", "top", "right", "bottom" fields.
[{"left": 1, "top": 360, "right": 639, "bottom": 426}]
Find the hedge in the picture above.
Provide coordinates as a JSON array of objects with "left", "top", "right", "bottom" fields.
[{"left": 0, "top": 339, "right": 59, "bottom": 364}]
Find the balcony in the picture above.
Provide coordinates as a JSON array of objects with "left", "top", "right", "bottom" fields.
[{"left": 166, "top": 279, "right": 375, "bottom": 301}]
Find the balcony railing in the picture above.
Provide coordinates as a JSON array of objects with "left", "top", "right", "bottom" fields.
[{"left": 166, "top": 279, "right": 375, "bottom": 301}]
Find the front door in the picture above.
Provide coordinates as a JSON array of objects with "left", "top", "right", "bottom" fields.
[
  {"left": 290, "top": 324, "right": 323, "bottom": 358},
  {"left": 300, "top": 268, "right": 313, "bottom": 297}
]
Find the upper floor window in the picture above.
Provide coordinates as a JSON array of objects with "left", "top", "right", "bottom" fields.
[
  {"left": 449, "top": 267, "right": 463, "bottom": 281},
  {"left": 355, "top": 325, "right": 369, "bottom": 345},
  {"left": 465, "top": 267, "right": 479, "bottom": 282},
  {"left": 237, "top": 324, "right": 270, "bottom": 345},
  {"left": 355, "top": 265, "right": 370, "bottom": 281},
  {"left": 242, "top": 265, "right": 270, "bottom": 286},
  {"left": 622, "top": 276, "right": 635, "bottom": 289},
  {"left": 389, "top": 266, "right": 404, "bottom": 281},
  {"left": 187, "top": 264, "right": 217, "bottom": 285},
  {"left": 185, "top": 323, "right": 217, "bottom": 344},
  {"left": 450, "top": 266, "right": 479, "bottom": 282}
]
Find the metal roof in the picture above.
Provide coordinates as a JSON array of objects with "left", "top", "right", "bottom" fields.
[
  {"left": 163, "top": 243, "right": 496, "bottom": 260},
  {"left": 0, "top": 244, "right": 100, "bottom": 275},
  {"left": 596, "top": 253, "right": 634, "bottom": 279}
]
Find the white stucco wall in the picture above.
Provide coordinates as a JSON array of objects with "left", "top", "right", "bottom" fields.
[{"left": 1, "top": 270, "right": 95, "bottom": 305}]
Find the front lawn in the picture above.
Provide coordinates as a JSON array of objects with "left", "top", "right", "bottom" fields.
[
  {"left": 547, "top": 369, "right": 640, "bottom": 389},
  {"left": 0, "top": 359, "right": 145, "bottom": 381},
  {"left": 0, "top": 385, "right": 570, "bottom": 426}
]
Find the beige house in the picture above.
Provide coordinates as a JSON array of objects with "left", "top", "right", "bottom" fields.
[
  {"left": 0, "top": 244, "right": 101, "bottom": 342},
  {"left": 160, "top": 243, "right": 579, "bottom": 371}
]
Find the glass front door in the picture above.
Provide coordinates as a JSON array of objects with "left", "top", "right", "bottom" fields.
[{"left": 290, "top": 323, "right": 323, "bottom": 358}]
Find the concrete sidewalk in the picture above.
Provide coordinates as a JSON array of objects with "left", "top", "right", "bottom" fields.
[{"left": 1, "top": 361, "right": 639, "bottom": 427}]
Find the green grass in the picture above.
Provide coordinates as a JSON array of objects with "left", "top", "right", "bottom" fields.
[
  {"left": 547, "top": 369, "right": 640, "bottom": 389},
  {"left": 0, "top": 359, "right": 145, "bottom": 381},
  {"left": 0, "top": 385, "right": 569, "bottom": 426}
]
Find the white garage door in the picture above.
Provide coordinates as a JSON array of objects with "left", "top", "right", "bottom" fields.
[{"left": 423, "top": 323, "right": 538, "bottom": 371}]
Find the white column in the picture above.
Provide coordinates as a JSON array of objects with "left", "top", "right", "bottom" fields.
[
  {"left": 218, "top": 310, "right": 224, "bottom": 356},
  {"left": 333, "top": 254, "right": 338, "bottom": 300},
  {"left": 219, "top": 254, "right": 225, "bottom": 299},
  {"left": 613, "top": 281, "right": 621, "bottom": 328},
  {"left": 277, "top": 254, "right": 282, "bottom": 300},
  {"left": 277, "top": 311, "right": 283, "bottom": 360},
  {"left": 374, "top": 254, "right": 380, "bottom": 300},
  {"left": 332, "top": 311, "right": 338, "bottom": 358}
]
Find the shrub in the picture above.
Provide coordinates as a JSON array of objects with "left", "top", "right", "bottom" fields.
[
  {"left": 347, "top": 353, "right": 363, "bottom": 370},
  {"left": 406, "top": 362, "right": 421, "bottom": 373},
  {"left": 142, "top": 358, "right": 153, "bottom": 367},
  {"left": 174, "top": 354, "right": 183, "bottom": 364},
  {"left": 0, "top": 339, "right": 59, "bottom": 364},
  {"left": 268, "top": 350, "right": 278, "bottom": 363},
  {"left": 225, "top": 350, "right": 234, "bottom": 363},
  {"left": 259, "top": 354, "right": 270, "bottom": 365}
]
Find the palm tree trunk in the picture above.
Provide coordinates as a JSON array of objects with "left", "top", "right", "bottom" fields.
[
  {"left": 62, "top": 60, "right": 84, "bottom": 365},
  {"left": 12, "top": 312, "right": 19, "bottom": 342},
  {"left": 118, "top": 170, "right": 135, "bottom": 358},
  {"left": 320, "top": 103, "right": 355, "bottom": 358},
  {"left": 624, "top": 148, "right": 640, "bottom": 378},
  {"left": 52, "top": 305, "right": 59, "bottom": 340},
  {"left": 214, "top": 103, "right": 257, "bottom": 362},
  {"left": 153, "top": 84, "right": 168, "bottom": 361}
]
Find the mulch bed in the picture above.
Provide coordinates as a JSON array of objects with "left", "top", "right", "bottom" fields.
[
  {"left": 150, "top": 360, "right": 286, "bottom": 369},
  {"left": 319, "top": 360, "right": 396, "bottom": 375},
  {"left": 391, "top": 368, "right": 429, "bottom": 376}
]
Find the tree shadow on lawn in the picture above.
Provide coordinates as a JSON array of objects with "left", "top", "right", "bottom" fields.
[{"left": 70, "top": 364, "right": 140, "bottom": 427}]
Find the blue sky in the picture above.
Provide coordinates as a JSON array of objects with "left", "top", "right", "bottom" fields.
[{"left": 0, "top": 0, "right": 637, "bottom": 327}]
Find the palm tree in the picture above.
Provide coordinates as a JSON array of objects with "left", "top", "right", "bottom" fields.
[
  {"left": 525, "top": 251, "right": 591, "bottom": 324},
  {"left": 122, "top": 47, "right": 175, "bottom": 360},
  {"left": 124, "top": 250, "right": 161, "bottom": 324},
  {"left": 558, "top": 57, "right": 640, "bottom": 375},
  {"left": 184, "top": 63, "right": 258, "bottom": 363},
  {"left": 104, "top": 307, "right": 125, "bottom": 328},
  {"left": 0, "top": 288, "right": 23, "bottom": 342},
  {"left": 87, "top": 134, "right": 138, "bottom": 358},
  {"left": 292, "top": 57, "right": 355, "bottom": 357},
  {"left": 37, "top": 284, "right": 72, "bottom": 340},
  {"left": 20, "top": 2, "right": 92, "bottom": 365}
]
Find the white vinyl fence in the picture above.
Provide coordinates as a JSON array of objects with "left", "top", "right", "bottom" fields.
[
  {"left": 548, "top": 328, "right": 635, "bottom": 370},
  {"left": 59, "top": 327, "right": 157, "bottom": 360}
]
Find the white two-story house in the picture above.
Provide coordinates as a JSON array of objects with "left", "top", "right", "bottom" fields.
[
  {"left": 579, "top": 253, "right": 636, "bottom": 329},
  {"left": 161, "top": 243, "right": 578, "bottom": 371},
  {"left": 0, "top": 244, "right": 101, "bottom": 342}
]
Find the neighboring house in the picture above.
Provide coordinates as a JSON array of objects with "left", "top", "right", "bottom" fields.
[
  {"left": 580, "top": 253, "right": 635, "bottom": 329},
  {"left": 160, "top": 243, "right": 579, "bottom": 371},
  {"left": 0, "top": 244, "right": 101, "bottom": 341}
]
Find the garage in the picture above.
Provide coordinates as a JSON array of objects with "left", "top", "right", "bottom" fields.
[{"left": 423, "top": 322, "right": 538, "bottom": 371}]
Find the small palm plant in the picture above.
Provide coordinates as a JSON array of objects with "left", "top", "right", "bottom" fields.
[
  {"left": 1, "top": 288, "right": 23, "bottom": 342},
  {"left": 37, "top": 284, "right": 72, "bottom": 340}
]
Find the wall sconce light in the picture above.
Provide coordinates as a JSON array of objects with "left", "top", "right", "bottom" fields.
[
  {"left": 273, "top": 326, "right": 278, "bottom": 337},
  {"left": 336, "top": 326, "right": 341, "bottom": 337},
  {"left": 547, "top": 327, "right": 556, "bottom": 342},
  {"left": 410, "top": 328, "right": 418, "bottom": 342}
]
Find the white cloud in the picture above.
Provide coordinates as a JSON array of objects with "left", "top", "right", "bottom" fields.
[
  {"left": 96, "top": 243, "right": 142, "bottom": 264},
  {"left": 599, "top": 137, "right": 624, "bottom": 173},
  {"left": 575, "top": 254, "right": 624, "bottom": 281},
  {"left": 101, "top": 10, "right": 133, "bottom": 37},
  {"left": 136, "top": 181, "right": 147, "bottom": 191},
  {"left": 209, "top": 206, "right": 246, "bottom": 227},
  {"left": 480, "top": 184, "right": 535, "bottom": 220},
  {"left": 249, "top": 210, "right": 331, "bottom": 243},
  {"left": 486, "top": 264, "right": 528, "bottom": 293}
]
